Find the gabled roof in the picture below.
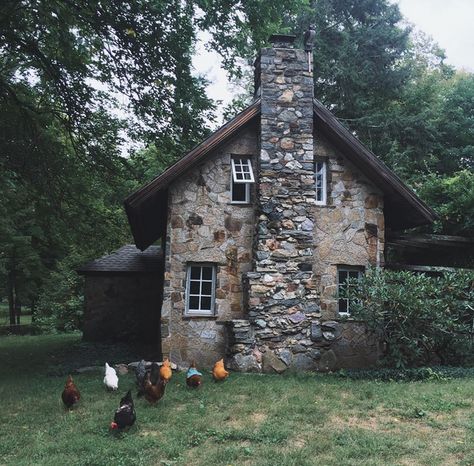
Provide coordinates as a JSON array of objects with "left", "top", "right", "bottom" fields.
[
  {"left": 124, "top": 99, "right": 261, "bottom": 250},
  {"left": 125, "top": 98, "right": 437, "bottom": 251},
  {"left": 312, "top": 99, "right": 437, "bottom": 230},
  {"left": 77, "top": 245, "right": 163, "bottom": 274}
]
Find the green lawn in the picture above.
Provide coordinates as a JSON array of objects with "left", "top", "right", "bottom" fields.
[{"left": 0, "top": 334, "right": 473, "bottom": 466}]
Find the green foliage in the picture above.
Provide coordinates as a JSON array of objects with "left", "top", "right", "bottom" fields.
[
  {"left": 417, "top": 170, "right": 474, "bottom": 236},
  {"left": 346, "top": 269, "right": 474, "bottom": 368},
  {"left": 36, "top": 251, "right": 85, "bottom": 333}
]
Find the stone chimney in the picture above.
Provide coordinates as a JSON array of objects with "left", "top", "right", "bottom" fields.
[{"left": 245, "top": 34, "right": 320, "bottom": 370}]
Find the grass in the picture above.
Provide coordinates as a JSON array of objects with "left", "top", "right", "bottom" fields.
[{"left": 0, "top": 334, "right": 473, "bottom": 466}]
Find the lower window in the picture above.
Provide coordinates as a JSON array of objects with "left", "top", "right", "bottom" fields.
[
  {"left": 185, "top": 264, "right": 216, "bottom": 316},
  {"left": 337, "top": 266, "right": 364, "bottom": 315}
]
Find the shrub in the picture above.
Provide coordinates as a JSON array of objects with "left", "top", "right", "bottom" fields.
[
  {"left": 345, "top": 269, "right": 474, "bottom": 368},
  {"left": 36, "top": 252, "right": 84, "bottom": 332}
]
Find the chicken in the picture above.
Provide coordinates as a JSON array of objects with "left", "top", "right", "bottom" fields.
[
  {"left": 144, "top": 362, "right": 166, "bottom": 404},
  {"left": 186, "top": 361, "right": 202, "bottom": 388},
  {"left": 61, "top": 375, "right": 81, "bottom": 409},
  {"left": 103, "top": 362, "right": 118, "bottom": 391},
  {"left": 110, "top": 390, "right": 136, "bottom": 430},
  {"left": 135, "top": 359, "right": 147, "bottom": 397},
  {"left": 159, "top": 358, "right": 172, "bottom": 383},
  {"left": 212, "top": 358, "right": 229, "bottom": 382}
]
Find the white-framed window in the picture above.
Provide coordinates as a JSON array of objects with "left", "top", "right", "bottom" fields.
[
  {"left": 185, "top": 264, "right": 217, "bottom": 316},
  {"left": 231, "top": 157, "right": 255, "bottom": 183},
  {"left": 231, "top": 157, "right": 254, "bottom": 204},
  {"left": 337, "top": 266, "right": 364, "bottom": 315},
  {"left": 315, "top": 160, "right": 327, "bottom": 205}
]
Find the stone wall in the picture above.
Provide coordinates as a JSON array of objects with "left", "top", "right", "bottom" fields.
[
  {"left": 226, "top": 134, "right": 384, "bottom": 372},
  {"left": 83, "top": 274, "right": 161, "bottom": 344},
  {"left": 161, "top": 123, "right": 258, "bottom": 368}
]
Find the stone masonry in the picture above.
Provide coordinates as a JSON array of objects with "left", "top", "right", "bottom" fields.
[
  {"left": 225, "top": 35, "right": 383, "bottom": 372},
  {"left": 160, "top": 35, "right": 384, "bottom": 371}
]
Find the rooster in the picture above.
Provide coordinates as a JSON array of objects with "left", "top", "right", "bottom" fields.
[
  {"left": 144, "top": 362, "right": 166, "bottom": 404},
  {"left": 103, "top": 362, "right": 118, "bottom": 391},
  {"left": 159, "top": 358, "right": 172, "bottom": 384},
  {"left": 212, "top": 358, "right": 229, "bottom": 382},
  {"left": 186, "top": 361, "right": 202, "bottom": 388},
  {"left": 61, "top": 375, "right": 81, "bottom": 409},
  {"left": 110, "top": 390, "right": 136, "bottom": 430}
]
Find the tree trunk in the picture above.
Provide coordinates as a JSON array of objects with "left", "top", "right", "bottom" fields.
[
  {"left": 31, "top": 298, "right": 37, "bottom": 323},
  {"left": 15, "top": 297, "right": 21, "bottom": 325},
  {"left": 7, "top": 271, "right": 15, "bottom": 326}
]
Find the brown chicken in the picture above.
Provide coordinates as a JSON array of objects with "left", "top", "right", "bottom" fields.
[
  {"left": 186, "top": 361, "right": 202, "bottom": 388},
  {"left": 144, "top": 362, "right": 166, "bottom": 404},
  {"left": 61, "top": 375, "right": 81, "bottom": 409},
  {"left": 159, "top": 358, "right": 172, "bottom": 383},
  {"left": 212, "top": 359, "right": 229, "bottom": 382}
]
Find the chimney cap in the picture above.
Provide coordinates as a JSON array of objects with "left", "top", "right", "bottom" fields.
[{"left": 269, "top": 34, "right": 296, "bottom": 48}]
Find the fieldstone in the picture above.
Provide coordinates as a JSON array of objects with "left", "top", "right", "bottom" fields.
[
  {"left": 255, "top": 319, "right": 267, "bottom": 328},
  {"left": 278, "top": 349, "right": 292, "bottom": 366},
  {"left": 300, "top": 218, "right": 314, "bottom": 231},
  {"left": 232, "top": 353, "right": 261, "bottom": 372},
  {"left": 291, "top": 344, "right": 306, "bottom": 354},
  {"left": 288, "top": 311, "right": 306, "bottom": 324},
  {"left": 310, "top": 321, "right": 323, "bottom": 342},
  {"left": 320, "top": 350, "right": 338, "bottom": 371},
  {"left": 114, "top": 364, "right": 129, "bottom": 376},
  {"left": 262, "top": 350, "right": 288, "bottom": 373},
  {"left": 323, "top": 331, "right": 336, "bottom": 341},
  {"left": 292, "top": 353, "right": 316, "bottom": 371}
]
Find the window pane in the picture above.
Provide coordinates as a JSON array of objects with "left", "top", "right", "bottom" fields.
[
  {"left": 200, "top": 296, "right": 211, "bottom": 311},
  {"left": 201, "top": 281, "right": 212, "bottom": 296},
  {"left": 189, "top": 296, "right": 200, "bottom": 310},
  {"left": 190, "top": 281, "right": 200, "bottom": 294},
  {"left": 201, "top": 266, "right": 213, "bottom": 280},
  {"left": 349, "top": 271, "right": 359, "bottom": 280},
  {"left": 232, "top": 181, "right": 247, "bottom": 202},
  {"left": 190, "top": 266, "right": 201, "bottom": 279},
  {"left": 338, "top": 270, "right": 348, "bottom": 285},
  {"left": 232, "top": 158, "right": 254, "bottom": 183},
  {"left": 339, "top": 298, "right": 348, "bottom": 313}
]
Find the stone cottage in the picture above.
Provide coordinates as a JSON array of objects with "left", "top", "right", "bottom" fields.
[{"left": 124, "top": 34, "right": 436, "bottom": 371}]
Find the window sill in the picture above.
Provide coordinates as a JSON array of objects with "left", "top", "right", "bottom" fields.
[
  {"left": 228, "top": 202, "right": 252, "bottom": 206},
  {"left": 182, "top": 314, "right": 218, "bottom": 320}
]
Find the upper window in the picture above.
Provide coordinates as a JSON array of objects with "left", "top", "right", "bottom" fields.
[
  {"left": 315, "top": 161, "right": 327, "bottom": 205},
  {"left": 231, "top": 157, "right": 255, "bottom": 183},
  {"left": 185, "top": 264, "right": 216, "bottom": 316},
  {"left": 337, "top": 266, "right": 363, "bottom": 315},
  {"left": 231, "top": 157, "right": 254, "bottom": 204}
]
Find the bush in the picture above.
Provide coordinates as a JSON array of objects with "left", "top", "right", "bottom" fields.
[
  {"left": 36, "top": 252, "right": 85, "bottom": 332},
  {"left": 346, "top": 269, "right": 474, "bottom": 368}
]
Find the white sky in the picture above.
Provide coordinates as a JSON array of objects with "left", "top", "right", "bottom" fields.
[{"left": 193, "top": 0, "right": 474, "bottom": 124}]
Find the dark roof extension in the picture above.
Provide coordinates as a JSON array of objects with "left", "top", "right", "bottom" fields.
[
  {"left": 77, "top": 245, "right": 163, "bottom": 275},
  {"left": 125, "top": 98, "right": 437, "bottom": 251}
]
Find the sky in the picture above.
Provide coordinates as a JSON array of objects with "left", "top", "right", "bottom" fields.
[{"left": 193, "top": 0, "right": 474, "bottom": 124}]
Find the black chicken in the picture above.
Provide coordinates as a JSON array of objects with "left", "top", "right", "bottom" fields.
[
  {"left": 110, "top": 390, "right": 136, "bottom": 430},
  {"left": 135, "top": 359, "right": 147, "bottom": 397}
]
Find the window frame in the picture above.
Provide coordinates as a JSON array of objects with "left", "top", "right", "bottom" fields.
[
  {"left": 231, "top": 157, "right": 255, "bottom": 184},
  {"left": 337, "top": 266, "right": 364, "bottom": 316},
  {"left": 315, "top": 160, "right": 327, "bottom": 205},
  {"left": 185, "top": 263, "right": 217, "bottom": 316},
  {"left": 231, "top": 156, "right": 253, "bottom": 204}
]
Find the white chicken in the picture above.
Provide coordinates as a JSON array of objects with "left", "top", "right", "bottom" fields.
[{"left": 103, "top": 362, "right": 119, "bottom": 391}]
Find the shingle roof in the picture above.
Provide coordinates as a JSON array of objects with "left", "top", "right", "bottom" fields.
[{"left": 77, "top": 245, "right": 163, "bottom": 274}]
